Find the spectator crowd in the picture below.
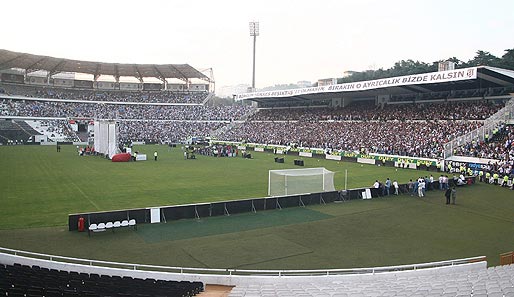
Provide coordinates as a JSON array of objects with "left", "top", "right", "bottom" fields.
[
  {"left": 0, "top": 83, "right": 208, "bottom": 104},
  {"left": 1, "top": 99, "right": 252, "bottom": 121},
  {"left": 1, "top": 83, "right": 512, "bottom": 165},
  {"left": 250, "top": 101, "right": 504, "bottom": 122},
  {"left": 218, "top": 120, "right": 483, "bottom": 159}
]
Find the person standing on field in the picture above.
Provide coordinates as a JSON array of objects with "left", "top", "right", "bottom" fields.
[
  {"left": 154, "top": 151, "right": 158, "bottom": 161},
  {"left": 418, "top": 178, "right": 425, "bottom": 197},
  {"left": 445, "top": 188, "right": 451, "bottom": 205}
]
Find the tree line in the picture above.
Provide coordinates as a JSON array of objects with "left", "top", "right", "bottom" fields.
[{"left": 338, "top": 48, "right": 514, "bottom": 84}]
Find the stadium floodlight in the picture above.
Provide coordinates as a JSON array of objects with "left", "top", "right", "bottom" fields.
[{"left": 249, "top": 21, "right": 259, "bottom": 91}]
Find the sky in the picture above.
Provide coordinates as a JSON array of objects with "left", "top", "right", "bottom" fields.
[{"left": 2, "top": 0, "right": 514, "bottom": 94}]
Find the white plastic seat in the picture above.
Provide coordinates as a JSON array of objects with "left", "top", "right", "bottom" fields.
[
  {"left": 97, "top": 223, "right": 106, "bottom": 231},
  {"left": 113, "top": 221, "right": 121, "bottom": 228},
  {"left": 121, "top": 220, "right": 129, "bottom": 227},
  {"left": 129, "top": 219, "right": 137, "bottom": 230},
  {"left": 105, "top": 222, "right": 113, "bottom": 230},
  {"left": 87, "top": 223, "right": 98, "bottom": 237}
]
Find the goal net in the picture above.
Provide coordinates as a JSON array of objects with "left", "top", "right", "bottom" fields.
[
  {"left": 93, "top": 120, "right": 118, "bottom": 159},
  {"left": 268, "top": 167, "right": 335, "bottom": 196}
]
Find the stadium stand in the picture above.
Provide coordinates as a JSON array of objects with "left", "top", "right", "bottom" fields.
[
  {"left": 0, "top": 263, "right": 203, "bottom": 297},
  {"left": 228, "top": 264, "right": 514, "bottom": 297},
  {"left": 0, "top": 119, "right": 41, "bottom": 144},
  {"left": 118, "top": 121, "right": 226, "bottom": 144},
  {"left": 1, "top": 248, "right": 504, "bottom": 297},
  {"left": 1, "top": 61, "right": 513, "bottom": 168},
  {"left": 0, "top": 96, "right": 252, "bottom": 144},
  {"left": 0, "top": 94, "right": 510, "bottom": 159},
  {"left": 0, "top": 99, "right": 251, "bottom": 121},
  {"left": 249, "top": 100, "right": 505, "bottom": 121},
  {"left": 455, "top": 124, "right": 514, "bottom": 160},
  {"left": 0, "top": 82, "right": 209, "bottom": 104},
  {"left": 25, "top": 120, "right": 80, "bottom": 143},
  {"left": 389, "top": 86, "right": 514, "bottom": 103},
  {"left": 218, "top": 120, "right": 484, "bottom": 158}
]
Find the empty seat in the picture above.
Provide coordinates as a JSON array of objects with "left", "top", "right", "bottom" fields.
[
  {"left": 113, "top": 221, "right": 121, "bottom": 228},
  {"left": 128, "top": 219, "right": 137, "bottom": 230},
  {"left": 105, "top": 222, "right": 114, "bottom": 231},
  {"left": 96, "top": 223, "right": 106, "bottom": 231},
  {"left": 121, "top": 220, "right": 129, "bottom": 227},
  {"left": 88, "top": 224, "right": 98, "bottom": 236}
]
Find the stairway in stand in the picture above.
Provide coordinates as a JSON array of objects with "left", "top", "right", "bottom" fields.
[
  {"left": 76, "top": 131, "right": 89, "bottom": 142},
  {"left": 196, "top": 284, "right": 234, "bottom": 297}
]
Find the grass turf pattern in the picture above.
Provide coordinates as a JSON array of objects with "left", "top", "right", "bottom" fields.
[{"left": 0, "top": 145, "right": 513, "bottom": 269}]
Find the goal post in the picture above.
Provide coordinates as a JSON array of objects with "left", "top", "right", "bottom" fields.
[
  {"left": 268, "top": 167, "right": 336, "bottom": 196},
  {"left": 93, "top": 120, "right": 119, "bottom": 159}
]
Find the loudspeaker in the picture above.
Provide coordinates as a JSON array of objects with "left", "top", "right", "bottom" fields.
[
  {"left": 294, "top": 159, "right": 304, "bottom": 166},
  {"left": 274, "top": 157, "right": 284, "bottom": 163}
]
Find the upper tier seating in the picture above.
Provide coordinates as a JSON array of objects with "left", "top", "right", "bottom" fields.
[{"left": 0, "top": 82, "right": 209, "bottom": 104}]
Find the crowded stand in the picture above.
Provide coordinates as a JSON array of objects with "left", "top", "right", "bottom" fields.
[
  {"left": 1, "top": 99, "right": 252, "bottom": 121},
  {"left": 389, "top": 86, "right": 514, "bottom": 102},
  {"left": 26, "top": 120, "right": 81, "bottom": 142},
  {"left": 218, "top": 120, "right": 483, "bottom": 159},
  {"left": 250, "top": 100, "right": 505, "bottom": 122},
  {"left": 454, "top": 123, "right": 514, "bottom": 179},
  {"left": 118, "top": 121, "right": 226, "bottom": 144},
  {"left": 455, "top": 124, "right": 514, "bottom": 160},
  {"left": 1, "top": 80, "right": 512, "bottom": 164},
  {"left": 0, "top": 82, "right": 208, "bottom": 104},
  {"left": 1, "top": 95, "right": 510, "bottom": 160}
]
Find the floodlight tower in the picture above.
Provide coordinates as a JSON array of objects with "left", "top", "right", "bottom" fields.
[{"left": 249, "top": 21, "right": 259, "bottom": 91}]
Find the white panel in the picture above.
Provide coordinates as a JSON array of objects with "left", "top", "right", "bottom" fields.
[
  {"left": 366, "top": 189, "right": 371, "bottom": 199},
  {"left": 150, "top": 208, "right": 161, "bottom": 224},
  {"left": 299, "top": 152, "right": 313, "bottom": 158},
  {"left": 357, "top": 158, "right": 376, "bottom": 165},
  {"left": 136, "top": 154, "right": 147, "bottom": 161}
]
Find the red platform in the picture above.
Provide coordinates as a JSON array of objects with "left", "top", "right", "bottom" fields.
[{"left": 111, "top": 153, "right": 131, "bottom": 162}]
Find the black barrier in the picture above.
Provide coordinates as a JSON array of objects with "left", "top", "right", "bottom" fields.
[
  {"left": 274, "top": 157, "right": 284, "bottom": 163},
  {"left": 162, "top": 205, "right": 196, "bottom": 221},
  {"left": 252, "top": 198, "right": 267, "bottom": 211},
  {"left": 69, "top": 191, "right": 340, "bottom": 231},
  {"left": 278, "top": 195, "right": 300, "bottom": 208},
  {"left": 68, "top": 178, "right": 477, "bottom": 231},
  {"left": 226, "top": 200, "right": 253, "bottom": 215},
  {"left": 294, "top": 159, "right": 304, "bottom": 166}
]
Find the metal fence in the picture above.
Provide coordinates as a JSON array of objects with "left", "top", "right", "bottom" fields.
[{"left": 0, "top": 247, "right": 486, "bottom": 277}]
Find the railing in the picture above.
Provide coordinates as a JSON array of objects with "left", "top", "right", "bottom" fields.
[
  {"left": 500, "top": 251, "right": 514, "bottom": 266},
  {"left": 443, "top": 96, "right": 514, "bottom": 159},
  {"left": 0, "top": 246, "right": 486, "bottom": 277}
]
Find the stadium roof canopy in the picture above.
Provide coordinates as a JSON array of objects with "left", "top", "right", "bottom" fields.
[
  {"left": 0, "top": 49, "right": 209, "bottom": 82},
  {"left": 236, "top": 66, "right": 514, "bottom": 104}
]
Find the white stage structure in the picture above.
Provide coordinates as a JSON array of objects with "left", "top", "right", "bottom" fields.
[{"left": 93, "top": 121, "right": 118, "bottom": 159}]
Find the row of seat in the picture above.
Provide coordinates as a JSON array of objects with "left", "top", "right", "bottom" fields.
[
  {"left": 1, "top": 263, "right": 203, "bottom": 297},
  {"left": 228, "top": 264, "right": 514, "bottom": 297},
  {"left": 88, "top": 219, "right": 136, "bottom": 236}
]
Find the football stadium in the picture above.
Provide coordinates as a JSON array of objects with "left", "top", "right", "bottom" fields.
[{"left": 2, "top": 11, "right": 514, "bottom": 297}]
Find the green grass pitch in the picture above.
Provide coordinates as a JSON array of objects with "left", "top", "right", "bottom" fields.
[{"left": 0, "top": 144, "right": 513, "bottom": 269}]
